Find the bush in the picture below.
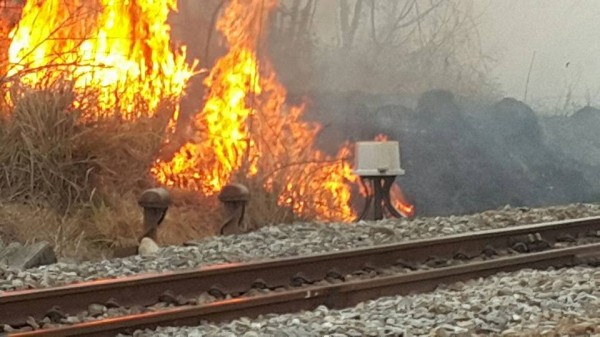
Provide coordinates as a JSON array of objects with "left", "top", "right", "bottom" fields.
[{"left": 0, "top": 82, "right": 217, "bottom": 259}]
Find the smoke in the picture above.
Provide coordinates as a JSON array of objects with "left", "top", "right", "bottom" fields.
[
  {"left": 476, "top": 0, "right": 600, "bottom": 111},
  {"left": 307, "top": 90, "right": 598, "bottom": 216},
  {"left": 170, "top": 0, "right": 496, "bottom": 100}
]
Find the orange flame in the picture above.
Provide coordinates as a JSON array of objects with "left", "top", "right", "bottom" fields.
[
  {"left": 5, "top": 0, "right": 409, "bottom": 222},
  {"left": 390, "top": 183, "right": 415, "bottom": 217},
  {"left": 152, "top": 0, "right": 356, "bottom": 221},
  {"left": 6, "top": 0, "right": 195, "bottom": 121}
]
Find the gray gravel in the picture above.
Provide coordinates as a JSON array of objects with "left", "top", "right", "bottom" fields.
[
  {"left": 137, "top": 266, "right": 600, "bottom": 337},
  {"left": 2, "top": 203, "right": 600, "bottom": 291}
]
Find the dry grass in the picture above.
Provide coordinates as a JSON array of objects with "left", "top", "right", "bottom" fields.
[
  {"left": 0, "top": 196, "right": 220, "bottom": 259},
  {"left": 0, "top": 82, "right": 168, "bottom": 209},
  {"left": 0, "top": 79, "right": 326, "bottom": 260},
  {"left": 0, "top": 202, "right": 103, "bottom": 258},
  {"left": 237, "top": 175, "right": 296, "bottom": 227},
  {"left": 157, "top": 189, "right": 222, "bottom": 246},
  {"left": 0, "top": 83, "right": 221, "bottom": 259}
]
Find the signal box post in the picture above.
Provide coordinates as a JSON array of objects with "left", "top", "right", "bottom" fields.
[{"left": 354, "top": 141, "right": 406, "bottom": 221}]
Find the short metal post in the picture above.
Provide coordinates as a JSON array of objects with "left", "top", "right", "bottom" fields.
[
  {"left": 218, "top": 184, "right": 251, "bottom": 235},
  {"left": 358, "top": 176, "right": 402, "bottom": 221},
  {"left": 138, "top": 188, "right": 171, "bottom": 241},
  {"left": 354, "top": 141, "right": 409, "bottom": 221}
]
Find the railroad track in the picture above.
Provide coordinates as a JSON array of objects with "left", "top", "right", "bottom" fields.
[{"left": 3, "top": 216, "right": 600, "bottom": 336}]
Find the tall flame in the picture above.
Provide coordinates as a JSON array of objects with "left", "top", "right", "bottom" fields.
[
  {"left": 4, "top": 0, "right": 409, "bottom": 223},
  {"left": 6, "top": 0, "right": 195, "bottom": 121},
  {"left": 152, "top": 0, "right": 356, "bottom": 221}
]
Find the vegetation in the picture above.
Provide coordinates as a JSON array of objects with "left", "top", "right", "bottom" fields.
[
  {"left": 267, "top": 0, "right": 499, "bottom": 99},
  {"left": 172, "top": 0, "right": 500, "bottom": 100},
  {"left": 0, "top": 0, "right": 502, "bottom": 260},
  {"left": 0, "top": 81, "right": 222, "bottom": 259}
]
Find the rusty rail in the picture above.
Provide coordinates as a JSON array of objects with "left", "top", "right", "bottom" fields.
[
  {"left": 10, "top": 242, "right": 600, "bottom": 337},
  {"left": 2, "top": 216, "right": 600, "bottom": 327}
]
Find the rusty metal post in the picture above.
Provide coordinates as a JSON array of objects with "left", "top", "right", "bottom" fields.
[
  {"left": 357, "top": 176, "right": 404, "bottom": 221},
  {"left": 354, "top": 141, "right": 408, "bottom": 221},
  {"left": 138, "top": 188, "right": 171, "bottom": 241},
  {"left": 218, "top": 184, "right": 250, "bottom": 235}
]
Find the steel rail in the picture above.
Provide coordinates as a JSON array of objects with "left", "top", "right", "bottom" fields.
[
  {"left": 10, "top": 242, "right": 600, "bottom": 337},
  {"left": 2, "top": 216, "right": 600, "bottom": 326}
]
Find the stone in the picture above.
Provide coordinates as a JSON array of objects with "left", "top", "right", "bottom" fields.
[
  {"left": 2, "top": 324, "right": 16, "bottom": 332},
  {"left": 242, "top": 332, "right": 259, "bottom": 337},
  {"left": 25, "top": 316, "right": 39, "bottom": 330},
  {"left": 500, "top": 328, "right": 519, "bottom": 337},
  {"left": 431, "top": 326, "right": 450, "bottom": 337},
  {"left": 346, "top": 328, "right": 364, "bottom": 337},
  {"left": 0, "top": 242, "right": 23, "bottom": 264},
  {"left": 0, "top": 242, "right": 56, "bottom": 270},
  {"left": 138, "top": 238, "right": 160, "bottom": 256},
  {"left": 129, "top": 305, "right": 145, "bottom": 315},
  {"left": 87, "top": 303, "right": 105, "bottom": 317}
]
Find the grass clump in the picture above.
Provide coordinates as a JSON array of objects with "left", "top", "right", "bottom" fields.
[
  {"left": 0, "top": 80, "right": 340, "bottom": 260},
  {"left": 0, "top": 82, "right": 217, "bottom": 259}
]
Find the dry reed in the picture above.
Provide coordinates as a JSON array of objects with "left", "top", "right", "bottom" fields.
[
  {"left": 0, "top": 76, "right": 344, "bottom": 260},
  {"left": 0, "top": 82, "right": 218, "bottom": 259}
]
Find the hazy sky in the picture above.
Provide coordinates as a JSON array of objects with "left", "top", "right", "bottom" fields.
[{"left": 477, "top": 0, "right": 600, "bottom": 111}]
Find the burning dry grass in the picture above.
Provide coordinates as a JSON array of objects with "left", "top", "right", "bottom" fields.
[
  {"left": 0, "top": 82, "right": 167, "bottom": 207},
  {"left": 151, "top": 0, "right": 358, "bottom": 223},
  {"left": 0, "top": 0, "right": 367, "bottom": 260},
  {"left": 236, "top": 176, "right": 296, "bottom": 226},
  {"left": 0, "top": 83, "right": 219, "bottom": 259},
  {"left": 0, "top": 79, "right": 356, "bottom": 260}
]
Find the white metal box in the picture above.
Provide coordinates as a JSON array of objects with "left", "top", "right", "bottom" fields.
[{"left": 353, "top": 141, "right": 405, "bottom": 176}]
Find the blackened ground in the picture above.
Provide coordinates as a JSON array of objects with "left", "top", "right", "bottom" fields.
[{"left": 303, "top": 90, "right": 597, "bottom": 216}]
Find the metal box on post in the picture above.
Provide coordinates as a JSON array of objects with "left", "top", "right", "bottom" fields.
[
  {"left": 353, "top": 141, "right": 407, "bottom": 221},
  {"left": 353, "top": 141, "right": 405, "bottom": 177}
]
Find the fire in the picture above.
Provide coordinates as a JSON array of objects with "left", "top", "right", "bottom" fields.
[
  {"left": 4, "top": 0, "right": 409, "bottom": 223},
  {"left": 0, "top": 1, "right": 21, "bottom": 71},
  {"left": 390, "top": 183, "right": 415, "bottom": 217},
  {"left": 152, "top": 0, "right": 356, "bottom": 221},
  {"left": 5, "top": 0, "right": 195, "bottom": 121}
]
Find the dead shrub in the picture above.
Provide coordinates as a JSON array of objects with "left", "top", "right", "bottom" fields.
[
  {"left": 237, "top": 175, "right": 296, "bottom": 226},
  {"left": 0, "top": 79, "right": 339, "bottom": 259},
  {"left": 0, "top": 84, "right": 89, "bottom": 210},
  {"left": 0, "top": 202, "right": 91, "bottom": 258},
  {"left": 0, "top": 82, "right": 171, "bottom": 210},
  {"left": 0, "top": 82, "right": 219, "bottom": 258}
]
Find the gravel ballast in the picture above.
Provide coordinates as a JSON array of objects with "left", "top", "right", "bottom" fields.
[
  {"left": 2, "top": 203, "right": 600, "bottom": 291},
  {"left": 136, "top": 266, "right": 600, "bottom": 337}
]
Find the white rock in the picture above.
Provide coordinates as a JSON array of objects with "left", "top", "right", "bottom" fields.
[{"left": 138, "top": 238, "right": 160, "bottom": 257}]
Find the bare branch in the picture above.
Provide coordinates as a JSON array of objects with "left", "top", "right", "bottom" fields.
[{"left": 339, "top": 0, "right": 364, "bottom": 49}]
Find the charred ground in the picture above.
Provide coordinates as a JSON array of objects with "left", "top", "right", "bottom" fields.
[{"left": 305, "top": 90, "right": 598, "bottom": 216}]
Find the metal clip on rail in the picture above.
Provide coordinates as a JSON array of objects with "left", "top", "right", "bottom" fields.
[{"left": 138, "top": 187, "right": 171, "bottom": 241}]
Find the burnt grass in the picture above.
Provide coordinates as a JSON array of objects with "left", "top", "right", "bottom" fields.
[{"left": 302, "top": 89, "right": 599, "bottom": 217}]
